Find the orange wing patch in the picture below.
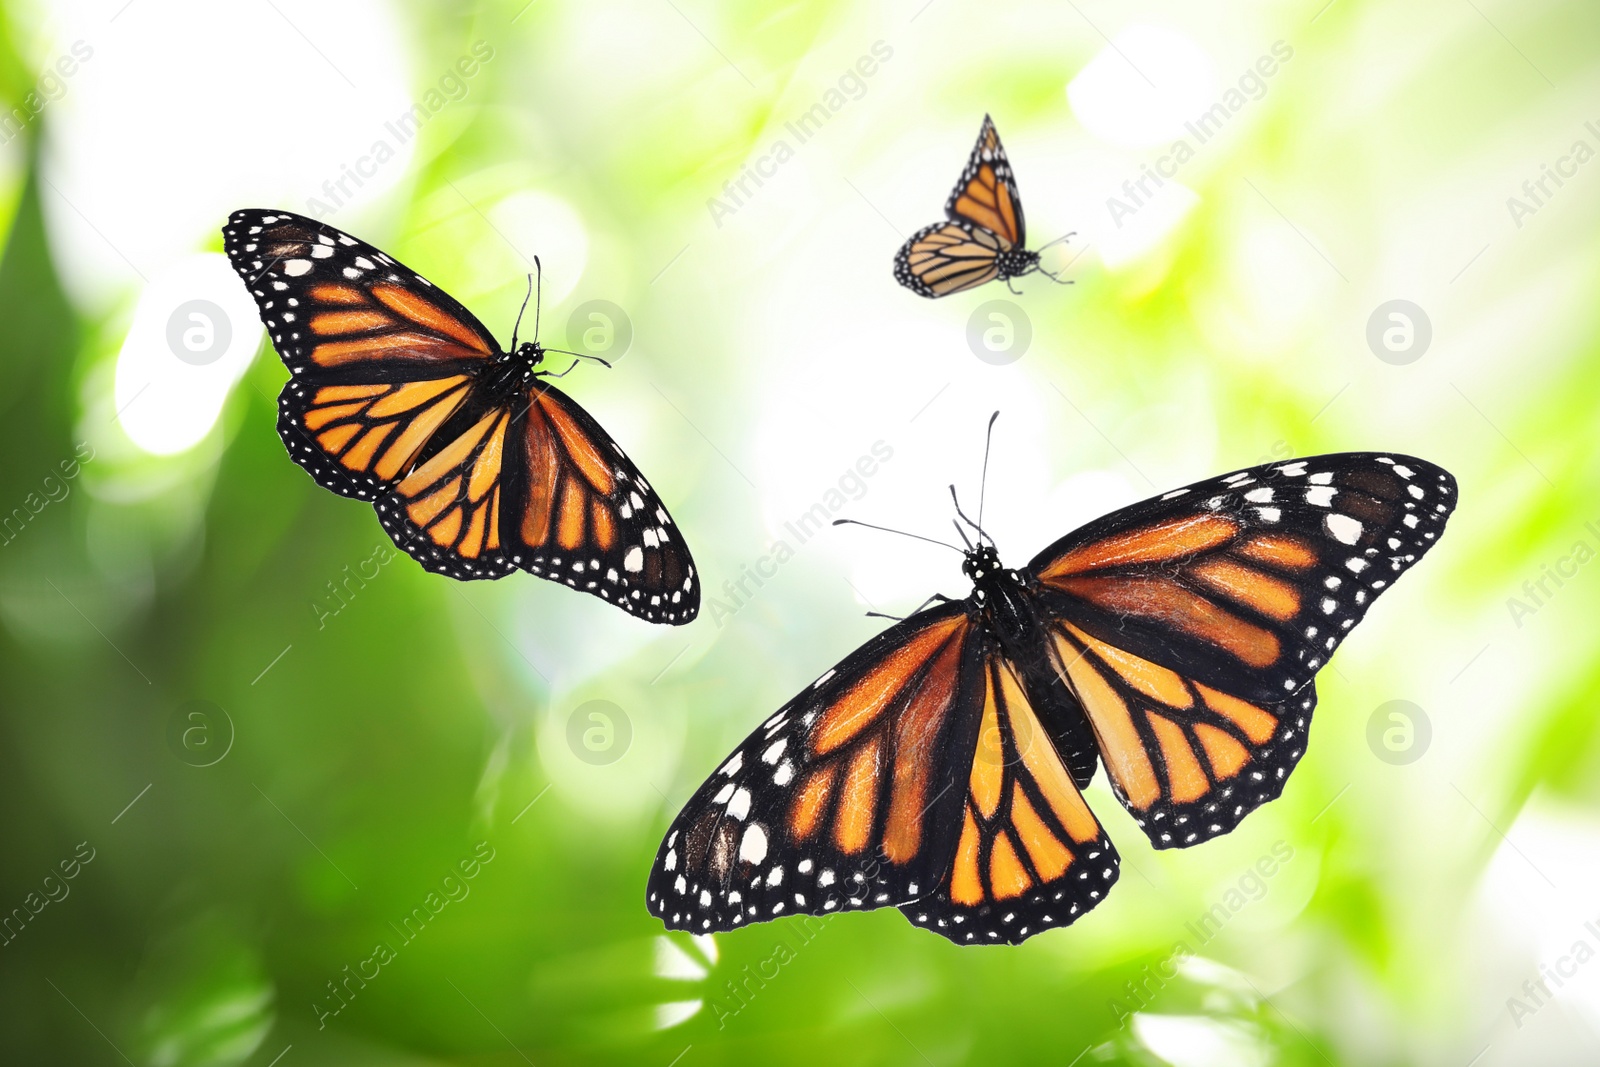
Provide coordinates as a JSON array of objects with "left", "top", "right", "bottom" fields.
[
  {"left": 833, "top": 737, "right": 883, "bottom": 856},
  {"left": 1038, "top": 515, "right": 1240, "bottom": 580},
  {"left": 1189, "top": 558, "right": 1302, "bottom": 621}
]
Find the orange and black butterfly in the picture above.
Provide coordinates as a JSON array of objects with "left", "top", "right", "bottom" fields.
[
  {"left": 648, "top": 446, "right": 1455, "bottom": 942},
  {"left": 223, "top": 209, "right": 698, "bottom": 624},
  {"left": 894, "top": 114, "right": 1071, "bottom": 298}
]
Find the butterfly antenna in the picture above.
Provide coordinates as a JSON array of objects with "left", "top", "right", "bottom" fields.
[
  {"left": 510, "top": 273, "right": 534, "bottom": 351},
  {"left": 540, "top": 346, "right": 613, "bottom": 368},
  {"left": 1035, "top": 231, "right": 1079, "bottom": 287},
  {"left": 977, "top": 410, "right": 998, "bottom": 535},
  {"left": 832, "top": 518, "right": 964, "bottom": 554},
  {"left": 532, "top": 255, "right": 543, "bottom": 344},
  {"left": 1035, "top": 229, "right": 1076, "bottom": 253},
  {"left": 951, "top": 518, "right": 974, "bottom": 551},
  {"left": 948, "top": 486, "right": 990, "bottom": 548}
]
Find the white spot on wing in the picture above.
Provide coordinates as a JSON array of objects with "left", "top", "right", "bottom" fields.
[
  {"left": 1326, "top": 513, "right": 1363, "bottom": 544},
  {"left": 738, "top": 825, "right": 768, "bottom": 864}
]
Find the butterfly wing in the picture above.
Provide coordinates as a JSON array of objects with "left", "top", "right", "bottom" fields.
[
  {"left": 1045, "top": 618, "right": 1316, "bottom": 849},
  {"left": 370, "top": 392, "right": 521, "bottom": 580},
  {"left": 898, "top": 649, "right": 1119, "bottom": 945},
  {"left": 1026, "top": 452, "right": 1457, "bottom": 847},
  {"left": 648, "top": 603, "right": 1118, "bottom": 944},
  {"left": 893, "top": 221, "right": 1004, "bottom": 298},
  {"left": 223, "top": 208, "right": 500, "bottom": 502},
  {"left": 943, "top": 114, "right": 1026, "bottom": 249},
  {"left": 649, "top": 603, "right": 982, "bottom": 933},
  {"left": 491, "top": 381, "right": 698, "bottom": 623}
]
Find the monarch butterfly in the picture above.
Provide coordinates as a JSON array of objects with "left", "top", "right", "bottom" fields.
[
  {"left": 894, "top": 115, "right": 1072, "bottom": 298},
  {"left": 648, "top": 433, "right": 1455, "bottom": 943},
  {"left": 223, "top": 209, "right": 699, "bottom": 625}
]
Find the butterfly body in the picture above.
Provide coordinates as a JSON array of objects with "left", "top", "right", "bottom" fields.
[
  {"left": 961, "top": 546, "right": 1105, "bottom": 790},
  {"left": 992, "top": 247, "right": 1041, "bottom": 285},
  {"left": 482, "top": 342, "right": 553, "bottom": 400},
  {"left": 226, "top": 209, "right": 699, "bottom": 623},
  {"left": 649, "top": 452, "right": 1456, "bottom": 943}
]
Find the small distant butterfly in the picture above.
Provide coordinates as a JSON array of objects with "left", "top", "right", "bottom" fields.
[
  {"left": 894, "top": 115, "right": 1072, "bottom": 298},
  {"left": 223, "top": 209, "right": 699, "bottom": 625},
  {"left": 648, "top": 439, "right": 1455, "bottom": 943}
]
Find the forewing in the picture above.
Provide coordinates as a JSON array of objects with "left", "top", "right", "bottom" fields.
[
  {"left": 1028, "top": 453, "right": 1457, "bottom": 704},
  {"left": 223, "top": 208, "right": 499, "bottom": 377},
  {"left": 648, "top": 605, "right": 983, "bottom": 932},
  {"left": 943, "top": 114, "right": 1025, "bottom": 247},
  {"left": 501, "top": 382, "right": 698, "bottom": 623},
  {"left": 900, "top": 650, "right": 1119, "bottom": 945},
  {"left": 893, "top": 221, "right": 1002, "bottom": 298},
  {"left": 224, "top": 209, "right": 501, "bottom": 501}
]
